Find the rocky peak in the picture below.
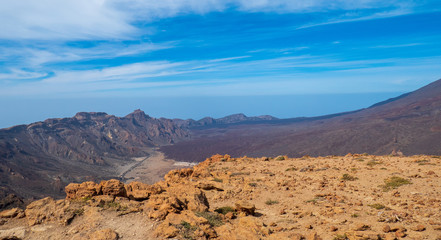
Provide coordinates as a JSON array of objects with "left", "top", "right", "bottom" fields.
[
  {"left": 74, "top": 112, "right": 110, "bottom": 121},
  {"left": 124, "top": 109, "right": 151, "bottom": 121}
]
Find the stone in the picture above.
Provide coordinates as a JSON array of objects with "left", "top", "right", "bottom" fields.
[
  {"left": 100, "top": 180, "right": 126, "bottom": 197},
  {"left": 0, "top": 227, "right": 27, "bottom": 239},
  {"left": 234, "top": 200, "right": 256, "bottom": 216},
  {"left": 354, "top": 223, "right": 370, "bottom": 231},
  {"left": 412, "top": 224, "right": 426, "bottom": 231},
  {"left": 330, "top": 225, "right": 338, "bottom": 232},
  {"left": 65, "top": 181, "right": 101, "bottom": 200},
  {"left": 125, "top": 182, "right": 162, "bottom": 201},
  {"left": 25, "top": 197, "right": 78, "bottom": 226},
  {"left": 307, "top": 232, "right": 322, "bottom": 240},
  {"left": 0, "top": 208, "right": 23, "bottom": 218},
  {"left": 88, "top": 228, "right": 119, "bottom": 240},
  {"left": 383, "top": 224, "right": 391, "bottom": 233}
]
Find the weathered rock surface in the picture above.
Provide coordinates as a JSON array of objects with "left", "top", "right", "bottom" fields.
[{"left": 0, "top": 154, "right": 440, "bottom": 239}]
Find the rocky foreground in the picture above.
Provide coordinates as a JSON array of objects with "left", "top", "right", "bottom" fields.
[{"left": 0, "top": 154, "right": 440, "bottom": 239}]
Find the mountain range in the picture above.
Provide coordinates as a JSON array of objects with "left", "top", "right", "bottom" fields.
[{"left": 1, "top": 78, "right": 441, "bottom": 208}]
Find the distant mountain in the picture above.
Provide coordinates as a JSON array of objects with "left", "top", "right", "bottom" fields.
[
  {"left": 173, "top": 113, "right": 279, "bottom": 128},
  {"left": 2, "top": 78, "right": 441, "bottom": 207},
  {"left": 0, "top": 109, "right": 189, "bottom": 200},
  {"left": 0, "top": 109, "right": 277, "bottom": 204},
  {"left": 161, "top": 78, "right": 441, "bottom": 162}
]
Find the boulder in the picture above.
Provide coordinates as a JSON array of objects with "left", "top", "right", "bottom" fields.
[
  {"left": 88, "top": 228, "right": 119, "bottom": 240},
  {"left": 25, "top": 197, "right": 78, "bottom": 226},
  {"left": 0, "top": 208, "right": 24, "bottom": 218},
  {"left": 124, "top": 182, "right": 162, "bottom": 201},
  {"left": 100, "top": 180, "right": 126, "bottom": 198},
  {"left": 65, "top": 181, "right": 101, "bottom": 200},
  {"left": 234, "top": 200, "right": 256, "bottom": 216}
]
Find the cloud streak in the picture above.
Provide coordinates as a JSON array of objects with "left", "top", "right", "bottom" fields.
[
  {"left": 2, "top": 54, "right": 440, "bottom": 96},
  {"left": 0, "top": 0, "right": 424, "bottom": 40}
]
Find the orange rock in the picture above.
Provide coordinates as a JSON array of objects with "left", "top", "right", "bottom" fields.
[
  {"left": 88, "top": 228, "right": 119, "bottom": 240},
  {"left": 124, "top": 181, "right": 162, "bottom": 200},
  {"left": 412, "top": 224, "right": 425, "bottom": 231},
  {"left": 65, "top": 181, "right": 101, "bottom": 200},
  {"left": 164, "top": 168, "right": 194, "bottom": 182},
  {"left": 25, "top": 197, "right": 77, "bottom": 226},
  {"left": 0, "top": 208, "right": 23, "bottom": 218},
  {"left": 234, "top": 200, "right": 256, "bottom": 216},
  {"left": 99, "top": 179, "right": 126, "bottom": 197}
]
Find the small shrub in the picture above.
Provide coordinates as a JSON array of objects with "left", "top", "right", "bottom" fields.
[
  {"left": 212, "top": 178, "right": 223, "bottom": 183},
  {"left": 181, "top": 221, "right": 192, "bottom": 230},
  {"left": 367, "top": 160, "right": 382, "bottom": 166},
  {"left": 351, "top": 213, "right": 359, "bottom": 218},
  {"left": 285, "top": 167, "right": 297, "bottom": 171},
  {"left": 341, "top": 173, "right": 358, "bottom": 181},
  {"left": 248, "top": 182, "right": 257, "bottom": 187},
  {"left": 230, "top": 172, "right": 250, "bottom": 177},
  {"left": 334, "top": 234, "right": 349, "bottom": 240},
  {"left": 195, "top": 212, "right": 224, "bottom": 227},
  {"left": 380, "top": 176, "right": 412, "bottom": 191},
  {"left": 214, "top": 206, "right": 234, "bottom": 215},
  {"left": 368, "top": 203, "right": 386, "bottom": 210},
  {"left": 265, "top": 199, "right": 279, "bottom": 205},
  {"left": 275, "top": 156, "right": 285, "bottom": 161}
]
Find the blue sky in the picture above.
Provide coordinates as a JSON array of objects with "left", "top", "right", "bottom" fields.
[{"left": 1, "top": 0, "right": 441, "bottom": 127}]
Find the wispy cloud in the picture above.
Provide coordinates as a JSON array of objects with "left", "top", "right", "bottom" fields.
[
  {"left": 0, "top": 0, "right": 425, "bottom": 40},
  {"left": 370, "top": 43, "right": 423, "bottom": 48},
  {"left": 2, "top": 54, "right": 440, "bottom": 96},
  {"left": 208, "top": 56, "right": 251, "bottom": 63}
]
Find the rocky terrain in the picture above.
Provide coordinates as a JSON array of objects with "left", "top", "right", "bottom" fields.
[
  {"left": 1, "top": 154, "right": 440, "bottom": 239},
  {"left": 2, "top": 78, "right": 441, "bottom": 215},
  {"left": 0, "top": 107, "right": 279, "bottom": 204}
]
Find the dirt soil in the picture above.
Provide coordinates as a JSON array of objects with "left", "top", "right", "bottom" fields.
[{"left": 1, "top": 154, "right": 440, "bottom": 239}]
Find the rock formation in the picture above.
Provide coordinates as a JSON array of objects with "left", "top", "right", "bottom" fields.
[{"left": 1, "top": 154, "right": 440, "bottom": 239}]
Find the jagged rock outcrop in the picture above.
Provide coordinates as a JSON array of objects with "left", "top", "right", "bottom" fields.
[{"left": 1, "top": 154, "right": 441, "bottom": 239}]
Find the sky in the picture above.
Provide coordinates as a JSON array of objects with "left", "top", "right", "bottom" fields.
[{"left": 1, "top": 0, "right": 441, "bottom": 127}]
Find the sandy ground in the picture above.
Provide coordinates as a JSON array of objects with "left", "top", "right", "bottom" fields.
[{"left": 122, "top": 149, "right": 185, "bottom": 184}]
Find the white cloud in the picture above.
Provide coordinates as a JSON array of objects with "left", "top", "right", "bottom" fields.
[
  {"left": 1, "top": 54, "right": 440, "bottom": 97},
  {"left": 0, "top": 0, "right": 420, "bottom": 40},
  {"left": 0, "top": 0, "right": 135, "bottom": 40}
]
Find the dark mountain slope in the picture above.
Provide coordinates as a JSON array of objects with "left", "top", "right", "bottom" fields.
[
  {"left": 0, "top": 110, "right": 188, "bottom": 199},
  {"left": 161, "top": 79, "right": 441, "bottom": 162}
]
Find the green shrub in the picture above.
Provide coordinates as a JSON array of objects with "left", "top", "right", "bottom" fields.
[
  {"left": 214, "top": 206, "right": 234, "bottom": 215},
  {"left": 368, "top": 203, "right": 386, "bottom": 210},
  {"left": 195, "top": 212, "right": 224, "bottom": 227},
  {"left": 367, "top": 160, "right": 382, "bottom": 166},
  {"left": 265, "top": 199, "right": 279, "bottom": 205},
  {"left": 341, "top": 173, "right": 358, "bottom": 181},
  {"left": 380, "top": 176, "right": 412, "bottom": 191},
  {"left": 212, "top": 178, "right": 223, "bottom": 183}
]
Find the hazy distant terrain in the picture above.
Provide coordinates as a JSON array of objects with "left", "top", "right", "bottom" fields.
[
  {"left": 1, "top": 78, "right": 441, "bottom": 207},
  {"left": 162, "top": 78, "right": 441, "bottom": 161}
]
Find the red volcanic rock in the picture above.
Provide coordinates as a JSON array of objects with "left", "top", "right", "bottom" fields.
[
  {"left": 65, "top": 181, "right": 101, "bottom": 200},
  {"left": 100, "top": 179, "right": 126, "bottom": 198},
  {"left": 125, "top": 181, "right": 162, "bottom": 201}
]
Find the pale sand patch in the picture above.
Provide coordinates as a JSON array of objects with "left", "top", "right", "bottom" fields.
[
  {"left": 121, "top": 148, "right": 192, "bottom": 184},
  {"left": 173, "top": 161, "right": 197, "bottom": 167}
]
